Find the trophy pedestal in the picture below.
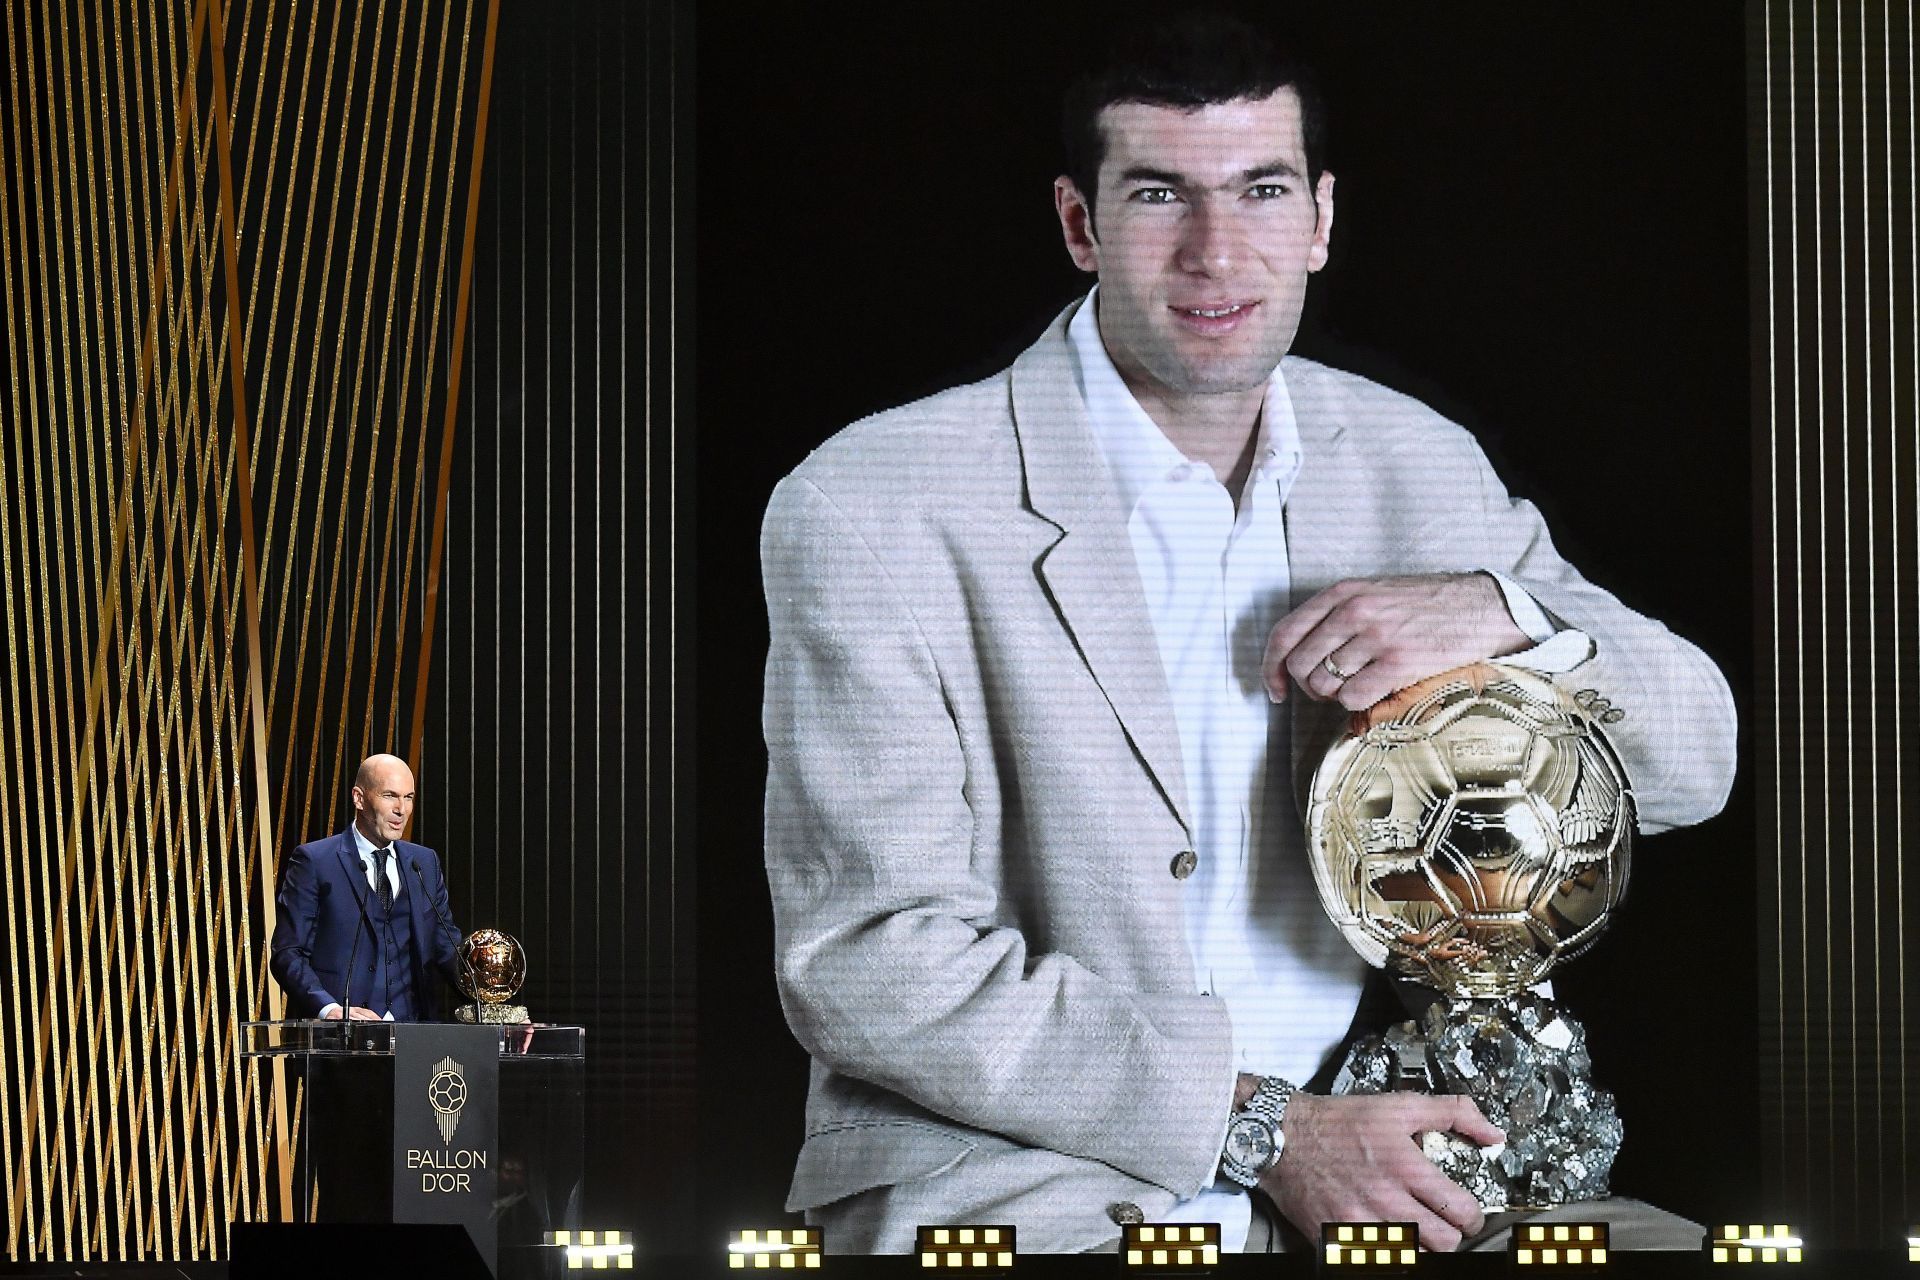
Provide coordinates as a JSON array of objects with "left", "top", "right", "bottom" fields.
[
  {"left": 455, "top": 1002, "right": 530, "bottom": 1024},
  {"left": 1331, "top": 989, "right": 1621, "bottom": 1211}
]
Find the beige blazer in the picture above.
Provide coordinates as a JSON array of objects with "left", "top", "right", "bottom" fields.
[{"left": 759, "top": 298, "right": 1736, "bottom": 1252}]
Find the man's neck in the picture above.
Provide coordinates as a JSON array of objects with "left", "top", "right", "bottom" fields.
[
  {"left": 354, "top": 820, "right": 390, "bottom": 850},
  {"left": 1121, "top": 375, "right": 1268, "bottom": 505}
]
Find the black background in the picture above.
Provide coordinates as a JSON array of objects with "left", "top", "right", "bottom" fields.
[{"left": 695, "top": 0, "right": 1755, "bottom": 1242}]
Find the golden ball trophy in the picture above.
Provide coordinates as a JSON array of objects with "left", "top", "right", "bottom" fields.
[
  {"left": 453, "top": 927, "right": 531, "bottom": 1024},
  {"left": 1305, "top": 664, "right": 1634, "bottom": 1210}
]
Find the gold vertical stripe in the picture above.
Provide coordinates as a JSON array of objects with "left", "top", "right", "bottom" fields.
[
  {"left": 373, "top": 0, "right": 467, "bottom": 751},
  {"left": 17, "top": 0, "right": 80, "bottom": 1247},
  {"left": 285, "top": 0, "right": 382, "bottom": 856},
  {"left": 340, "top": 0, "right": 428, "bottom": 762},
  {"left": 85, "top": 0, "right": 126, "bottom": 1232},
  {"left": 68, "top": 0, "right": 130, "bottom": 1257},
  {"left": 82, "top": 0, "right": 135, "bottom": 1243},
  {"left": 315, "top": 0, "right": 406, "bottom": 816},
  {"left": 0, "top": 39, "right": 41, "bottom": 1254},
  {"left": 202, "top": 0, "right": 275, "bottom": 1250},
  {"left": 262, "top": 0, "right": 356, "bottom": 860},
  {"left": 107, "top": 5, "right": 172, "bottom": 1253},
  {"left": 408, "top": 0, "right": 500, "bottom": 779},
  {"left": 1902, "top": 0, "right": 1915, "bottom": 1214}
]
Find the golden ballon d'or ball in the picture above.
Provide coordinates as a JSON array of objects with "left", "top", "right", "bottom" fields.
[
  {"left": 1305, "top": 663, "right": 1636, "bottom": 1000},
  {"left": 454, "top": 927, "right": 530, "bottom": 1024}
]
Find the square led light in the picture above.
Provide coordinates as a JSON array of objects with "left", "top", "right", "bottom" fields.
[
  {"left": 1512, "top": 1222, "right": 1608, "bottom": 1267},
  {"left": 1907, "top": 1226, "right": 1920, "bottom": 1263},
  {"left": 1706, "top": 1224, "right": 1803, "bottom": 1264},
  {"left": 1320, "top": 1221, "right": 1417, "bottom": 1269},
  {"left": 1120, "top": 1222, "right": 1220, "bottom": 1270},
  {"left": 915, "top": 1225, "right": 1015, "bottom": 1269},
  {"left": 549, "top": 1228, "right": 634, "bottom": 1270},
  {"left": 728, "top": 1228, "right": 823, "bottom": 1270}
]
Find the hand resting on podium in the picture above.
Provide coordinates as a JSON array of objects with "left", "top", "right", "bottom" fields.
[{"left": 318, "top": 1003, "right": 388, "bottom": 1021}]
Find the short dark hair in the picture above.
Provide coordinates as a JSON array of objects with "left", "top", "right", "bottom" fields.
[{"left": 1060, "top": 12, "right": 1325, "bottom": 226}]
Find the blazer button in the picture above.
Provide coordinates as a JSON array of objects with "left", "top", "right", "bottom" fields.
[
  {"left": 1106, "top": 1201, "right": 1144, "bottom": 1226},
  {"left": 1170, "top": 851, "right": 1198, "bottom": 880}
]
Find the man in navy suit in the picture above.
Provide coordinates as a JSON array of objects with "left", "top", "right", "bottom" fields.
[{"left": 270, "top": 753, "right": 466, "bottom": 1021}]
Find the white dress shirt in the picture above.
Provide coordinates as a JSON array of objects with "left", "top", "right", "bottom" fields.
[
  {"left": 1067, "top": 288, "right": 1583, "bottom": 1247},
  {"left": 352, "top": 823, "right": 403, "bottom": 899}
]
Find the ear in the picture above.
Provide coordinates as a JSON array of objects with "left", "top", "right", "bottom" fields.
[
  {"left": 350, "top": 786, "right": 367, "bottom": 813},
  {"left": 1307, "top": 171, "right": 1335, "bottom": 273},
  {"left": 1054, "top": 176, "right": 1101, "bottom": 274}
]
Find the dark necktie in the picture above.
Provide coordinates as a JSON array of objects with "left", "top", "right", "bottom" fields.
[{"left": 374, "top": 846, "right": 394, "bottom": 911}]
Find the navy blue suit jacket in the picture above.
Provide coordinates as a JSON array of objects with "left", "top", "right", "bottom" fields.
[{"left": 269, "top": 827, "right": 464, "bottom": 1020}]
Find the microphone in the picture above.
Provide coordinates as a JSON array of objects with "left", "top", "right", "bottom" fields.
[{"left": 411, "top": 858, "right": 477, "bottom": 1023}]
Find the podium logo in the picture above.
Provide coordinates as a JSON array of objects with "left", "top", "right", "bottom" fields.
[{"left": 427, "top": 1055, "right": 468, "bottom": 1145}]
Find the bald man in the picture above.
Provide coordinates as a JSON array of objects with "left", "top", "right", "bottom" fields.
[{"left": 270, "top": 754, "right": 466, "bottom": 1022}]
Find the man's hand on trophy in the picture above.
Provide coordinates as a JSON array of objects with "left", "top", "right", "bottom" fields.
[
  {"left": 1263, "top": 572, "right": 1531, "bottom": 711},
  {"left": 1263, "top": 1092, "right": 1502, "bottom": 1253}
]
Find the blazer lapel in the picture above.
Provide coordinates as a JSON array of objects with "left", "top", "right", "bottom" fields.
[
  {"left": 1278, "top": 377, "right": 1355, "bottom": 603},
  {"left": 399, "top": 843, "right": 433, "bottom": 946},
  {"left": 334, "top": 828, "right": 376, "bottom": 928},
  {"left": 1279, "top": 374, "right": 1363, "bottom": 808},
  {"left": 1011, "top": 301, "right": 1193, "bottom": 837}
]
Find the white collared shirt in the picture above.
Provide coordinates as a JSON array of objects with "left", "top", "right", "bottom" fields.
[
  {"left": 351, "top": 824, "right": 402, "bottom": 900},
  {"left": 1067, "top": 288, "right": 1581, "bottom": 1247}
]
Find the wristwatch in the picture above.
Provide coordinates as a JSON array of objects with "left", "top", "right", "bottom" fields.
[{"left": 1220, "top": 1076, "right": 1297, "bottom": 1189}]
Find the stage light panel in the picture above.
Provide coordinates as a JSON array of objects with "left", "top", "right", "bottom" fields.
[
  {"left": 1706, "top": 1225, "right": 1803, "bottom": 1264},
  {"left": 915, "top": 1225, "right": 1015, "bottom": 1270},
  {"left": 1908, "top": 1227, "right": 1920, "bottom": 1263},
  {"left": 1320, "top": 1222, "right": 1418, "bottom": 1268},
  {"left": 1120, "top": 1222, "right": 1220, "bottom": 1270},
  {"left": 1512, "top": 1222, "right": 1609, "bottom": 1267},
  {"left": 547, "top": 1229, "right": 635, "bottom": 1270},
  {"left": 728, "top": 1228, "right": 824, "bottom": 1269}
]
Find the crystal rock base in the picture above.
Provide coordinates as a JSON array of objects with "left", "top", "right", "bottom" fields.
[
  {"left": 1330, "top": 990, "right": 1621, "bottom": 1211},
  {"left": 455, "top": 1002, "right": 530, "bottom": 1024}
]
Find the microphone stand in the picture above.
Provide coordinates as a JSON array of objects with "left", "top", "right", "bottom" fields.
[
  {"left": 340, "top": 886, "right": 367, "bottom": 1048},
  {"left": 411, "top": 858, "right": 478, "bottom": 1024}
]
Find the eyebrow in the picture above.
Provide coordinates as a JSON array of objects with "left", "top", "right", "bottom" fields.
[{"left": 1115, "top": 159, "right": 1303, "bottom": 190}]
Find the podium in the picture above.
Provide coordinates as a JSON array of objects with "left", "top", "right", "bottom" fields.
[{"left": 241, "top": 1020, "right": 584, "bottom": 1277}]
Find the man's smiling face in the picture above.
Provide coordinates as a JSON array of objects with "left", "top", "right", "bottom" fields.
[
  {"left": 1057, "top": 88, "right": 1333, "bottom": 405},
  {"left": 352, "top": 757, "right": 416, "bottom": 846}
]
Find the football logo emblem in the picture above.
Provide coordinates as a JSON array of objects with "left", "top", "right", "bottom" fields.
[{"left": 427, "top": 1055, "right": 467, "bottom": 1144}]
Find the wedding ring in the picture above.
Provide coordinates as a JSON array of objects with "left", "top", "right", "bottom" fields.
[{"left": 1322, "top": 654, "right": 1355, "bottom": 682}]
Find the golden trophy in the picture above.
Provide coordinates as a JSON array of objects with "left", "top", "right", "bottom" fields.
[
  {"left": 453, "top": 927, "right": 531, "bottom": 1024},
  {"left": 1305, "top": 663, "right": 1634, "bottom": 1209}
]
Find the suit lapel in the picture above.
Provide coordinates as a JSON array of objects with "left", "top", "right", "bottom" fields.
[
  {"left": 334, "top": 828, "right": 376, "bottom": 928},
  {"left": 1011, "top": 302, "right": 1193, "bottom": 837},
  {"left": 1277, "top": 379, "right": 1354, "bottom": 604},
  {"left": 399, "top": 843, "right": 432, "bottom": 943},
  {"left": 1279, "top": 371, "right": 1363, "bottom": 809}
]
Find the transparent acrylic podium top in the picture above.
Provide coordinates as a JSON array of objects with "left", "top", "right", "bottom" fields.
[{"left": 240, "top": 1019, "right": 585, "bottom": 1058}]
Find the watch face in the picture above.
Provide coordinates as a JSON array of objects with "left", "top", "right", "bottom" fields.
[{"left": 1225, "top": 1115, "right": 1276, "bottom": 1169}]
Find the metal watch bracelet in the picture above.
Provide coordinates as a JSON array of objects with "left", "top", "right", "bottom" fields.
[{"left": 1220, "top": 1075, "right": 1297, "bottom": 1189}]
